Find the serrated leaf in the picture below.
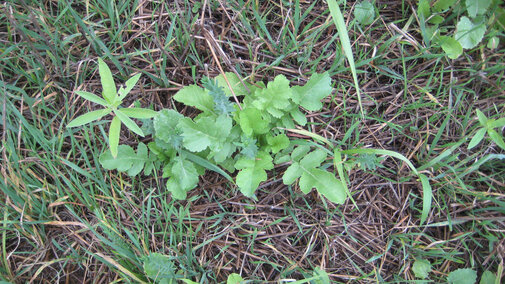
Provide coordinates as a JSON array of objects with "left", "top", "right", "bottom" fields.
[
  {"left": 118, "top": 73, "right": 141, "bottom": 101},
  {"left": 290, "top": 108, "right": 307, "bottom": 126},
  {"left": 439, "top": 36, "right": 463, "bottom": 59},
  {"left": 466, "top": 0, "right": 492, "bottom": 18},
  {"left": 99, "top": 145, "right": 136, "bottom": 171},
  {"left": 300, "top": 149, "right": 327, "bottom": 168},
  {"left": 448, "top": 268, "right": 477, "bottom": 284},
  {"left": 455, "top": 16, "right": 486, "bottom": 49},
  {"left": 283, "top": 163, "right": 302, "bottom": 185},
  {"left": 143, "top": 253, "right": 175, "bottom": 280},
  {"left": 120, "top": 108, "right": 157, "bottom": 119},
  {"left": 488, "top": 129, "right": 505, "bottom": 150},
  {"left": 252, "top": 75, "right": 292, "bottom": 118},
  {"left": 179, "top": 115, "right": 232, "bottom": 152},
  {"left": 235, "top": 152, "right": 273, "bottom": 197},
  {"left": 75, "top": 90, "right": 108, "bottom": 106},
  {"left": 165, "top": 177, "right": 187, "bottom": 200},
  {"left": 468, "top": 128, "right": 487, "bottom": 149},
  {"left": 114, "top": 109, "right": 144, "bottom": 137},
  {"left": 299, "top": 168, "right": 346, "bottom": 203},
  {"left": 215, "top": 72, "right": 250, "bottom": 97},
  {"left": 109, "top": 116, "right": 121, "bottom": 158},
  {"left": 173, "top": 85, "right": 215, "bottom": 113},
  {"left": 267, "top": 134, "right": 290, "bottom": 154},
  {"left": 67, "top": 108, "right": 111, "bottom": 128},
  {"left": 171, "top": 156, "right": 199, "bottom": 189},
  {"left": 291, "top": 72, "right": 332, "bottom": 111},
  {"left": 479, "top": 270, "right": 496, "bottom": 284},
  {"left": 202, "top": 77, "right": 235, "bottom": 115},
  {"left": 227, "top": 273, "right": 244, "bottom": 284},
  {"left": 238, "top": 108, "right": 270, "bottom": 136},
  {"left": 412, "top": 259, "right": 431, "bottom": 279},
  {"left": 98, "top": 58, "right": 117, "bottom": 104},
  {"left": 154, "top": 109, "right": 184, "bottom": 150},
  {"left": 354, "top": 0, "right": 375, "bottom": 25}
]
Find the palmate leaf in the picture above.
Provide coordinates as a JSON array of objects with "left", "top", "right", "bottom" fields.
[
  {"left": 235, "top": 151, "right": 273, "bottom": 197},
  {"left": 164, "top": 156, "right": 200, "bottom": 200}
]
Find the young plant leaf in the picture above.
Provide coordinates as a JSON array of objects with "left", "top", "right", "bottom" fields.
[
  {"left": 439, "top": 36, "right": 463, "bottom": 59},
  {"left": 479, "top": 270, "right": 496, "bottom": 284},
  {"left": 417, "top": 0, "right": 431, "bottom": 19},
  {"left": 291, "top": 72, "right": 332, "bottom": 111},
  {"left": 412, "top": 259, "right": 431, "bottom": 279},
  {"left": 455, "top": 16, "right": 486, "bottom": 49},
  {"left": 227, "top": 273, "right": 244, "bottom": 284},
  {"left": 354, "top": 0, "right": 375, "bottom": 26},
  {"left": 266, "top": 134, "right": 290, "bottom": 154},
  {"left": 74, "top": 90, "right": 108, "bottom": 106},
  {"left": 67, "top": 108, "right": 111, "bottom": 128},
  {"left": 476, "top": 109, "right": 488, "bottom": 125},
  {"left": 178, "top": 115, "right": 232, "bottom": 152},
  {"left": 173, "top": 85, "right": 215, "bottom": 113},
  {"left": 252, "top": 75, "right": 292, "bottom": 118},
  {"left": 99, "top": 145, "right": 136, "bottom": 172},
  {"left": 97, "top": 57, "right": 117, "bottom": 104},
  {"left": 114, "top": 109, "right": 144, "bottom": 137},
  {"left": 299, "top": 168, "right": 346, "bottom": 203},
  {"left": 119, "top": 108, "right": 158, "bottom": 119},
  {"left": 468, "top": 128, "right": 487, "bottom": 149},
  {"left": 238, "top": 107, "right": 270, "bottom": 136},
  {"left": 171, "top": 156, "right": 200, "bottom": 190},
  {"left": 143, "top": 253, "right": 176, "bottom": 280},
  {"left": 118, "top": 73, "right": 141, "bottom": 101},
  {"left": 488, "top": 117, "right": 505, "bottom": 129},
  {"left": 433, "top": 0, "right": 457, "bottom": 12},
  {"left": 419, "top": 174, "right": 432, "bottom": 225},
  {"left": 447, "top": 268, "right": 477, "bottom": 284},
  {"left": 466, "top": 0, "right": 492, "bottom": 18},
  {"left": 488, "top": 129, "right": 505, "bottom": 150},
  {"left": 235, "top": 151, "right": 273, "bottom": 197},
  {"left": 109, "top": 116, "right": 121, "bottom": 157}
]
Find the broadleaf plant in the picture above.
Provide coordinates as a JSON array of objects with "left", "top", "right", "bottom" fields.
[{"left": 67, "top": 58, "right": 157, "bottom": 157}]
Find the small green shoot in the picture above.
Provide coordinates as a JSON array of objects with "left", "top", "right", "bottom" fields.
[
  {"left": 67, "top": 58, "right": 157, "bottom": 157},
  {"left": 468, "top": 109, "right": 505, "bottom": 151}
]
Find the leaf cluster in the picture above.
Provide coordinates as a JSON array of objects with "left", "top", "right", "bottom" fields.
[
  {"left": 417, "top": 0, "right": 504, "bottom": 59},
  {"left": 149, "top": 72, "right": 343, "bottom": 201},
  {"left": 468, "top": 109, "right": 505, "bottom": 151}
]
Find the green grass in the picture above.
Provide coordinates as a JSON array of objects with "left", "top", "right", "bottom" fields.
[{"left": 1, "top": 0, "right": 505, "bottom": 283}]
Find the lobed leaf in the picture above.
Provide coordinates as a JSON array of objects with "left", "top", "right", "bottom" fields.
[
  {"left": 173, "top": 85, "right": 214, "bottom": 113},
  {"left": 235, "top": 152, "right": 273, "bottom": 197},
  {"left": 291, "top": 72, "right": 332, "bottom": 111}
]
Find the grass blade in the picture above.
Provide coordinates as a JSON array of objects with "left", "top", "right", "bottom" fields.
[
  {"left": 327, "top": 0, "right": 363, "bottom": 117},
  {"left": 418, "top": 174, "right": 432, "bottom": 225}
]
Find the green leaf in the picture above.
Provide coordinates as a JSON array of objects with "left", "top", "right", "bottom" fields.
[
  {"left": 448, "top": 268, "right": 477, "bottom": 284},
  {"left": 417, "top": 0, "right": 431, "bottom": 19},
  {"left": 67, "top": 108, "right": 111, "bottom": 128},
  {"left": 173, "top": 85, "right": 215, "bottom": 113},
  {"left": 479, "top": 270, "right": 496, "bottom": 284},
  {"left": 182, "top": 280, "right": 199, "bottom": 284},
  {"left": 488, "top": 129, "right": 505, "bottom": 151},
  {"left": 354, "top": 0, "right": 375, "bottom": 25},
  {"left": 119, "top": 108, "right": 157, "bottom": 119},
  {"left": 252, "top": 75, "right": 292, "bottom": 118},
  {"left": 99, "top": 145, "right": 136, "bottom": 172},
  {"left": 154, "top": 109, "right": 184, "bottom": 150},
  {"left": 166, "top": 178, "right": 187, "bottom": 200},
  {"left": 227, "top": 273, "right": 244, "bottom": 284},
  {"left": 171, "top": 156, "right": 199, "bottom": 189},
  {"left": 300, "top": 149, "right": 327, "bottom": 169},
  {"left": 118, "top": 73, "right": 141, "bottom": 101},
  {"left": 468, "top": 128, "right": 487, "bottom": 149},
  {"left": 290, "top": 108, "right": 307, "bottom": 126},
  {"left": 412, "top": 259, "right": 431, "bottom": 279},
  {"left": 439, "top": 36, "right": 463, "bottom": 59},
  {"left": 476, "top": 109, "right": 488, "bottom": 126},
  {"left": 109, "top": 116, "right": 121, "bottom": 158},
  {"left": 127, "top": 142, "right": 148, "bottom": 176},
  {"left": 235, "top": 152, "right": 273, "bottom": 197},
  {"left": 312, "top": 267, "right": 331, "bottom": 284},
  {"left": 488, "top": 117, "right": 505, "bottom": 129},
  {"left": 266, "top": 134, "right": 290, "bottom": 154},
  {"left": 291, "top": 145, "right": 311, "bottom": 161},
  {"left": 455, "top": 16, "right": 486, "bottom": 49},
  {"left": 179, "top": 115, "right": 232, "bottom": 152},
  {"left": 299, "top": 168, "right": 346, "bottom": 203},
  {"left": 238, "top": 107, "right": 270, "bottom": 136},
  {"left": 183, "top": 150, "right": 235, "bottom": 183},
  {"left": 487, "top": 36, "right": 500, "bottom": 49},
  {"left": 466, "top": 0, "right": 492, "bottom": 18},
  {"left": 283, "top": 162, "right": 302, "bottom": 185},
  {"left": 433, "top": 0, "right": 457, "bottom": 12},
  {"left": 215, "top": 72, "right": 250, "bottom": 97},
  {"left": 429, "top": 15, "right": 445, "bottom": 24},
  {"left": 419, "top": 174, "right": 432, "bottom": 225},
  {"left": 114, "top": 109, "right": 144, "bottom": 137},
  {"left": 75, "top": 90, "right": 108, "bottom": 106},
  {"left": 291, "top": 72, "right": 332, "bottom": 111},
  {"left": 202, "top": 77, "right": 235, "bottom": 115},
  {"left": 285, "top": 128, "right": 333, "bottom": 147},
  {"left": 143, "top": 253, "right": 175, "bottom": 280},
  {"left": 98, "top": 57, "right": 117, "bottom": 104}
]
